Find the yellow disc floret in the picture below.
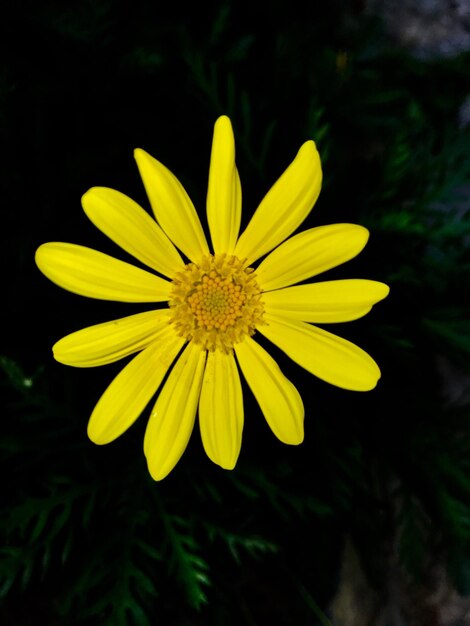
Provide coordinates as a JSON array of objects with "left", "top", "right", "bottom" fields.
[{"left": 169, "top": 254, "right": 264, "bottom": 352}]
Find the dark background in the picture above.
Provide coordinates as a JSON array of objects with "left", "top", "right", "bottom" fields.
[{"left": 1, "top": 1, "right": 469, "bottom": 624}]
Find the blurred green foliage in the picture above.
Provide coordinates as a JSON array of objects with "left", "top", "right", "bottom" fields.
[{"left": 1, "top": 1, "right": 469, "bottom": 624}]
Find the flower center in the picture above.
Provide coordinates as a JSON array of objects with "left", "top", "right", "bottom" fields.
[{"left": 169, "top": 254, "right": 264, "bottom": 352}]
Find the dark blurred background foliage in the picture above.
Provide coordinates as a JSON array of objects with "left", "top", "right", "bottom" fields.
[{"left": 1, "top": 1, "right": 469, "bottom": 624}]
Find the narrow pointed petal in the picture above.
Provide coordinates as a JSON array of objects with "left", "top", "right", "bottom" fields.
[
  {"left": 134, "top": 148, "right": 209, "bottom": 262},
  {"left": 53, "top": 310, "right": 172, "bottom": 367},
  {"left": 256, "top": 224, "right": 370, "bottom": 291},
  {"left": 207, "top": 116, "right": 242, "bottom": 254},
  {"left": 234, "top": 337, "right": 304, "bottom": 445},
  {"left": 257, "top": 314, "right": 381, "bottom": 391},
  {"left": 199, "top": 350, "right": 243, "bottom": 469},
  {"left": 87, "top": 327, "right": 185, "bottom": 445},
  {"left": 263, "top": 279, "right": 390, "bottom": 323},
  {"left": 82, "top": 187, "right": 184, "bottom": 278},
  {"left": 144, "top": 343, "right": 206, "bottom": 481},
  {"left": 234, "top": 140, "right": 322, "bottom": 264},
  {"left": 35, "top": 243, "right": 171, "bottom": 302}
]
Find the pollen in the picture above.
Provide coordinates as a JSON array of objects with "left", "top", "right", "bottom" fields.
[{"left": 169, "top": 254, "right": 265, "bottom": 352}]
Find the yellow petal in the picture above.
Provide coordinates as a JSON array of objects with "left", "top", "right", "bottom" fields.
[
  {"left": 82, "top": 187, "right": 184, "bottom": 278},
  {"left": 199, "top": 350, "right": 243, "bottom": 469},
  {"left": 234, "top": 140, "right": 322, "bottom": 264},
  {"left": 206, "top": 116, "right": 242, "bottom": 254},
  {"left": 134, "top": 148, "right": 209, "bottom": 262},
  {"left": 35, "top": 243, "right": 171, "bottom": 302},
  {"left": 234, "top": 336, "right": 304, "bottom": 445},
  {"left": 263, "top": 279, "right": 390, "bottom": 323},
  {"left": 87, "top": 327, "right": 185, "bottom": 445},
  {"left": 257, "top": 314, "right": 381, "bottom": 391},
  {"left": 256, "top": 224, "right": 370, "bottom": 291},
  {"left": 53, "top": 310, "right": 172, "bottom": 367},
  {"left": 144, "top": 343, "right": 206, "bottom": 481}
]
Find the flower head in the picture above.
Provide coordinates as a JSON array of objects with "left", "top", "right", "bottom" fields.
[{"left": 35, "top": 116, "right": 389, "bottom": 480}]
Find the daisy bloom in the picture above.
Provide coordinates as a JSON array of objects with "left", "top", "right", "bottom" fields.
[{"left": 35, "top": 116, "right": 389, "bottom": 480}]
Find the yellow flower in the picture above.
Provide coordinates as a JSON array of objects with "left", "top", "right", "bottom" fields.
[{"left": 35, "top": 116, "right": 389, "bottom": 480}]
